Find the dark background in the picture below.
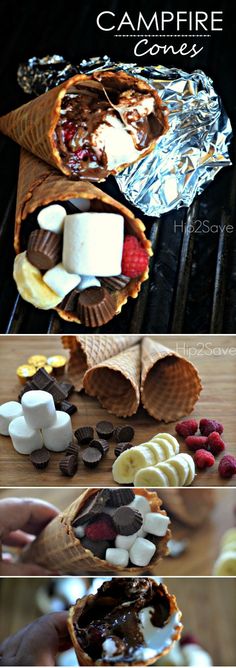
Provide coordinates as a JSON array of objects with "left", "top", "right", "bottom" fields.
[{"left": 0, "top": 0, "right": 235, "bottom": 333}]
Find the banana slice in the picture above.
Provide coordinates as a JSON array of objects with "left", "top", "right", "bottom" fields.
[
  {"left": 134, "top": 466, "right": 169, "bottom": 487},
  {"left": 13, "top": 252, "right": 61, "bottom": 310},
  {"left": 180, "top": 452, "right": 196, "bottom": 485},
  {"left": 157, "top": 461, "right": 180, "bottom": 486},
  {"left": 151, "top": 437, "right": 175, "bottom": 458},
  {"left": 143, "top": 441, "right": 168, "bottom": 463},
  {"left": 169, "top": 454, "right": 191, "bottom": 486},
  {"left": 220, "top": 528, "right": 236, "bottom": 550},
  {"left": 155, "top": 433, "right": 180, "bottom": 454},
  {"left": 213, "top": 550, "right": 236, "bottom": 576},
  {"left": 112, "top": 446, "right": 155, "bottom": 484}
]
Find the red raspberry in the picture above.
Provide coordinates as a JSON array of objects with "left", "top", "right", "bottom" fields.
[
  {"left": 175, "top": 419, "right": 198, "bottom": 439},
  {"left": 121, "top": 235, "right": 149, "bottom": 278},
  {"left": 194, "top": 449, "right": 215, "bottom": 470},
  {"left": 186, "top": 435, "right": 207, "bottom": 452},
  {"left": 218, "top": 455, "right": 236, "bottom": 479},
  {"left": 206, "top": 432, "right": 225, "bottom": 456},
  {"left": 180, "top": 634, "right": 199, "bottom": 647},
  {"left": 85, "top": 515, "right": 117, "bottom": 541},
  {"left": 199, "top": 418, "right": 223, "bottom": 436},
  {"left": 62, "top": 121, "right": 76, "bottom": 145}
]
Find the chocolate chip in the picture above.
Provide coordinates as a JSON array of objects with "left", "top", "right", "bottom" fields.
[
  {"left": 113, "top": 506, "right": 143, "bottom": 535},
  {"left": 80, "top": 536, "right": 111, "bottom": 559},
  {"left": 114, "top": 425, "right": 135, "bottom": 443},
  {"left": 30, "top": 447, "right": 51, "bottom": 469},
  {"left": 82, "top": 447, "right": 102, "bottom": 468},
  {"left": 90, "top": 439, "right": 109, "bottom": 456},
  {"left": 74, "top": 426, "right": 94, "bottom": 444},
  {"left": 96, "top": 420, "right": 114, "bottom": 439},
  {"left": 59, "top": 454, "right": 78, "bottom": 477},
  {"left": 114, "top": 442, "right": 133, "bottom": 457},
  {"left": 58, "top": 400, "right": 77, "bottom": 415},
  {"left": 108, "top": 489, "right": 135, "bottom": 507}
]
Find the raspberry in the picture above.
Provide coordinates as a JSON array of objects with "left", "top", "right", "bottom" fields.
[
  {"left": 186, "top": 435, "right": 208, "bottom": 452},
  {"left": 180, "top": 634, "right": 199, "bottom": 647},
  {"left": 121, "top": 235, "right": 149, "bottom": 278},
  {"left": 62, "top": 121, "right": 76, "bottom": 145},
  {"left": 218, "top": 455, "right": 236, "bottom": 479},
  {"left": 194, "top": 449, "right": 215, "bottom": 470},
  {"left": 85, "top": 514, "right": 117, "bottom": 541},
  {"left": 175, "top": 419, "right": 198, "bottom": 439},
  {"left": 206, "top": 432, "right": 225, "bottom": 456},
  {"left": 199, "top": 418, "right": 223, "bottom": 436}
]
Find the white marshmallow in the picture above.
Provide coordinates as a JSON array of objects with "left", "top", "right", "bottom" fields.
[
  {"left": 9, "top": 416, "right": 43, "bottom": 454},
  {"left": 129, "top": 495, "right": 151, "bottom": 518},
  {"left": 42, "top": 411, "right": 73, "bottom": 451},
  {"left": 22, "top": 390, "right": 56, "bottom": 429},
  {"left": 79, "top": 275, "right": 101, "bottom": 291},
  {"left": 143, "top": 512, "right": 170, "bottom": 537},
  {"left": 115, "top": 532, "right": 139, "bottom": 550},
  {"left": 129, "top": 537, "right": 156, "bottom": 567},
  {"left": 43, "top": 263, "right": 80, "bottom": 298},
  {"left": 0, "top": 401, "right": 23, "bottom": 435},
  {"left": 105, "top": 547, "right": 129, "bottom": 568},
  {"left": 69, "top": 198, "right": 90, "bottom": 212},
  {"left": 92, "top": 115, "right": 139, "bottom": 170},
  {"left": 74, "top": 526, "right": 85, "bottom": 539},
  {"left": 182, "top": 644, "right": 213, "bottom": 666},
  {"left": 62, "top": 212, "right": 124, "bottom": 276},
  {"left": 37, "top": 204, "right": 66, "bottom": 234}
]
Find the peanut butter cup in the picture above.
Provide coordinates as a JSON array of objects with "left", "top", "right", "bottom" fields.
[{"left": 27, "top": 229, "right": 61, "bottom": 270}]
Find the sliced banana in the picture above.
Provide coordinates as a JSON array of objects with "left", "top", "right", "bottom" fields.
[
  {"left": 112, "top": 446, "right": 155, "bottom": 484},
  {"left": 180, "top": 452, "right": 196, "bottom": 485},
  {"left": 169, "top": 454, "right": 191, "bottom": 485},
  {"left": 157, "top": 461, "right": 180, "bottom": 486},
  {"left": 143, "top": 441, "right": 168, "bottom": 463},
  {"left": 13, "top": 252, "right": 61, "bottom": 310},
  {"left": 213, "top": 550, "right": 236, "bottom": 576},
  {"left": 155, "top": 433, "right": 180, "bottom": 454},
  {"left": 134, "top": 466, "right": 169, "bottom": 487},
  {"left": 220, "top": 528, "right": 236, "bottom": 550},
  {"left": 151, "top": 436, "right": 176, "bottom": 458}
]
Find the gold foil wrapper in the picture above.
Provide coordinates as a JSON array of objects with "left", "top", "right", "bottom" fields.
[
  {"left": 17, "top": 364, "right": 37, "bottom": 384},
  {"left": 47, "top": 355, "right": 67, "bottom": 375}
]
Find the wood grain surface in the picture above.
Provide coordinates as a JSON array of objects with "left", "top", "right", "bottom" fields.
[
  {"left": 0, "top": 334, "right": 235, "bottom": 487},
  {"left": 0, "top": 488, "right": 235, "bottom": 576},
  {"left": 0, "top": 577, "right": 235, "bottom": 666}
]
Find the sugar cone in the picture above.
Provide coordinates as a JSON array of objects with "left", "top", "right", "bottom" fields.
[
  {"left": 20, "top": 488, "right": 170, "bottom": 575},
  {"left": 62, "top": 334, "right": 142, "bottom": 390},
  {"left": 0, "top": 70, "right": 168, "bottom": 179},
  {"left": 141, "top": 338, "right": 202, "bottom": 422},
  {"left": 68, "top": 579, "right": 182, "bottom": 666},
  {"left": 14, "top": 149, "right": 151, "bottom": 324},
  {"left": 159, "top": 489, "right": 215, "bottom": 527},
  {"left": 83, "top": 344, "right": 141, "bottom": 417}
]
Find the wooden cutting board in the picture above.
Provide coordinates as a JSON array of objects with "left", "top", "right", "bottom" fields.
[{"left": 0, "top": 334, "right": 235, "bottom": 487}]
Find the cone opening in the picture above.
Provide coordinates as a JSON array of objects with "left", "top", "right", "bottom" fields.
[
  {"left": 84, "top": 366, "right": 138, "bottom": 415},
  {"left": 142, "top": 356, "right": 201, "bottom": 421}
]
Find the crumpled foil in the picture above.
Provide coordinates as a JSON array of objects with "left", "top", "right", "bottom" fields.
[{"left": 17, "top": 55, "right": 232, "bottom": 216}]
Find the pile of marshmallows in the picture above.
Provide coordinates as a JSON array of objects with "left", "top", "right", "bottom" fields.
[{"left": 0, "top": 392, "right": 72, "bottom": 454}]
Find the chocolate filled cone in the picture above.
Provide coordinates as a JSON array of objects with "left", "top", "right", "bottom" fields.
[
  {"left": 62, "top": 334, "right": 142, "bottom": 390},
  {"left": 19, "top": 488, "right": 170, "bottom": 575},
  {"left": 159, "top": 489, "right": 215, "bottom": 527},
  {"left": 0, "top": 70, "right": 168, "bottom": 179},
  {"left": 83, "top": 344, "right": 141, "bottom": 417},
  {"left": 14, "top": 149, "right": 152, "bottom": 324},
  {"left": 141, "top": 338, "right": 202, "bottom": 422},
  {"left": 68, "top": 579, "right": 182, "bottom": 666}
]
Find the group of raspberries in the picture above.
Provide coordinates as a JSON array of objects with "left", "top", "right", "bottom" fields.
[{"left": 175, "top": 418, "right": 236, "bottom": 478}]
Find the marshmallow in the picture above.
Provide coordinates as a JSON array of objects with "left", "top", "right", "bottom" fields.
[
  {"left": 93, "top": 115, "right": 140, "bottom": 170},
  {"left": 43, "top": 263, "right": 80, "bottom": 298},
  {"left": 69, "top": 198, "right": 90, "bottom": 212},
  {"left": 143, "top": 512, "right": 170, "bottom": 537},
  {"left": 0, "top": 401, "right": 23, "bottom": 435},
  {"left": 74, "top": 526, "right": 85, "bottom": 539},
  {"left": 182, "top": 644, "right": 213, "bottom": 666},
  {"left": 42, "top": 411, "right": 73, "bottom": 451},
  {"left": 129, "top": 537, "right": 156, "bottom": 567},
  {"left": 22, "top": 390, "right": 56, "bottom": 429},
  {"left": 129, "top": 494, "right": 151, "bottom": 517},
  {"left": 37, "top": 204, "right": 66, "bottom": 234},
  {"left": 79, "top": 275, "right": 101, "bottom": 291},
  {"left": 115, "top": 532, "right": 139, "bottom": 550},
  {"left": 62, "top": 212, "right": 124, "bottom": 276},
  {"left": 9, "top": 416, "right": 43, "bottom": 454},
  {"left": 105, "top": 547, "right": 129, "bottom": 568}
]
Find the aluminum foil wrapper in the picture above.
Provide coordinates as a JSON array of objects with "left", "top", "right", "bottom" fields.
[{"left": 17, "top": 55, "right": 232, "bottom": 216}]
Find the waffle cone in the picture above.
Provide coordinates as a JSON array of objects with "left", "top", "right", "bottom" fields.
[
  {"left": 62, "top": 335, "right": 142, "bottom": 390},
  {"left": 159, "top": 489, "right": 215, "bottom": 527},
  {"left": 68, "top": 579, "right": 182, "bottom": 666},
  {"left": 83, "top": 344, "right": 141, "bottom": 417},
  {"left": 141, "top": 338, "right": 202, "bottom": 422},
  {"left": 14, "top": 149, "right": 151, "bottom": 323},
  {"left": 20, "top": 488, "right": 170, "bottom": 575},
  {"left": 0, "top": 70, "right": 168, "bottom": 179}
]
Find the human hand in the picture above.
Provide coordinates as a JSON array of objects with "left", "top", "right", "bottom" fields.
[
  {"left": 0, "top": 498, "right": 59, "bottom": 575},
  {"left": 0, "top": 612, "right": 72, "bottom": 666}
]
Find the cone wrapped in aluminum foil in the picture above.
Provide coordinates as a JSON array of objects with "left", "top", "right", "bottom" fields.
[{"left": 17, "top": 54, "right": 232, "bottom": 216}]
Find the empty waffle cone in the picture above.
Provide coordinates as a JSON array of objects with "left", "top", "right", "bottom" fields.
[
  {"left": 141, "top": 338, "right": 202, "bottom": 422},
  {"left": 14, "top": 149, "right": 152, "bottom": 324},
  {"left": 62, "top": 334, "right": 142, "bottom": 390},
  {"left": 19, "top": 488, "right": 170, "bottom": 575},
  {"left": 0, "top": 70, "right": 168, "bottom": 179},
  {"left": 83, "top": 344, "right": 141, "bottom": 417},
  {"left": 68, "top": 578, "right": 182, "bottom": 666},
  {"left": 159, "top": 489, "right": 215, "bottom": 527}
]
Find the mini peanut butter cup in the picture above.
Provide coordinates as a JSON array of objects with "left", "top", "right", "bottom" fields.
[
  {"left": 114, "top": 425, "right": 135, "bottom": 443},
  {"left": 114, "top": 442, "right": 133, "bottom": 457},
  {"left": 74, "top": 426, "right": 93, "bottom": 445},
  {"left": 108, "top": 489, "right": 135, "bottom": 507},
  {"left": 100, "top": 275, "right": 130, "bottom": 291},
  {"left": 80, "top": 536, "right": 111, "bottom": 559},
  {"left": 30, "top": 447, "right": 51, "bottom": 469},
  {"left": 113, "top": 506, "right": 143, "bottom": 535},
  {"left": 77, "top": 287, "right": 117, "bottom": 327},
  {"left": 27, "top": 229, "right": 61, "bottom": 271},
  {"left": 90, "top": 439, "right": 109, "bottom": 456},
  {"left": 66, "top": 442, "right": 79, "bottom": 457},
  {"left": 96, "top": 420, "right": 114, "bottom": 439},
  {"left": 59, "top": 288, "right": 80, "bottom": 312},
  {"left": 82, "top": 447, "right": 102, "bottom": 468},
  {"left": 59, "top": 454, "right": 78, "bottom": 477}
]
